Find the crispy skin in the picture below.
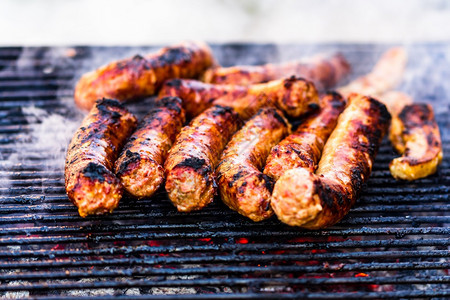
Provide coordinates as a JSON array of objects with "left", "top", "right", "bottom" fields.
[
  {"left": 271, "top": 94, "right": 391, "bottom": 229},
  {"left": 338, "top": 47, "right": 407, "bottom": 98},
  {"left": 389, "top": 103, "right": 443, "bottom": 180},
  {"left": 115, "top": 97, "right": 185, "bottom": 198},
  {"left": 202, "top": 53, "right": 350, "bottom": 89},
  {"left": 164, "top": 105, "right": 241, "bottom": 212},
  {"left": 160, "top": 77, "right": 319, "bottom": 119},
  {"left": 264, "top": 92, "right": 346, "bottom": 181},
  {"left": 65, "top": 99, "right": 138, "bottom": 217},
  {"left": 74, "top": 41, "right": 214, "bottom": 110},
  {"left": 217, "top": 108, "right": 291, "bottom": 221},
  {"left": 159, "top": 79, "right": 247, "bottom": 118}
]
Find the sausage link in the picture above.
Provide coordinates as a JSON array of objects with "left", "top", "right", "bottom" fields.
[
  {"left": 160, "top": 77, "right": 319, "bottom": 119},
  {"left": 203, "top": 53, "right": 350, "bottom": 89},
  {"left": 264, "top": 92, "right": 346, "bottom": 181},
  {"left": 158, "top": 79, "right": 247, "bottom": 118},
  {"left": 115, "top": 97, "right": 185, "bottom": 198},
  {"left": 164, "top": 105, "right": 241, "bottom": 212},
  {"left": 65, "top": 99, "right": 138, "bottom": 217},
  {"left": 74, "top": 41, "right": 214, "bottom": 110},
  {"left": 271, "top": 94, "right": 391, "bottom": 229},
  {"left": 217, "top": 108, "right": 291, "bottom": 221},
  {"left": 389, "top": 103, "right": 443, "bottom": 180}
]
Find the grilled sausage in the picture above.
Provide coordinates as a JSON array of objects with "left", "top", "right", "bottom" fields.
[
  {"left": 338, "top": 47, "right": 407, "bottom": 98},
  {"left": 216, "top": 108, "right": 291, "bottom": 221},
  {"left": 160, "top": 76, "right": 319, "bottom": 119},
  {"left": 115, "top": 97, "right": 185, "bottom": 198},
  {"left": 158, "top": 79, "right": 247, "bottom": 118},
  {"left": 65, "top": 99, "right": 138, "bottom": 217},
  {"left": 271, "top": 94, "right": 391, "bottom": 229},
  {"left": 202, "top": 53, "right": 350, "bottom": 89},
  {"left": 164, "top": 105, "right": 241, "bottom": 212},
  {"left": 74, "top": 41, "right": 215, "bottom": 110},
  {"left": 264, "top": 92, "right": 346, "bottom": 181},
  {"left": 389, "top": 103, "right": 443, "bottom": 181}
]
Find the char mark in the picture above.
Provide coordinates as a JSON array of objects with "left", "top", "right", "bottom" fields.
[
  {"left": 158, "top": 96, "right": 183, "bottom": 113},
  {"left": 164, "top": 78, "right": 183, "bottom": 88},
  {"left": 177, "top": 157, "right": 206, "bottom": 170},
  {"left": 82, "top": 162, "right": 110, "bottom": 182},
  {"left": 116, "top": 150, "right": 141, "bottom": 176}
]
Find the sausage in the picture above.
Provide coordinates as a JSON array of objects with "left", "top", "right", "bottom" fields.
[
  {"left": 389, "top": 103, "right": 443, "bottom": 181},
  {"left": 164, "top": 105, "right": 241, "bottom": 212},
  {"left": 74, "top": 41, "right": 215, "bottom": 110},
  {"left": 264, "top": 92, "right": 346, "bottom": 181},
  {"left": 65, "top": 98, "right": 138, "bottom": 217},
  {"left": 115, "top": 97, "right": 185, "bottom": 198},
  {"left": 338, "top": 47, "right": 407, "bottom": 98},
  {"left": 216, "top": 107, "right": 291, "bottom": 221},
  {"left": 271, "top": 94, "right": 391, "bottom": 229},
  {"left": 158, "top": 79, "right": 247, "bottom": 118},
  {"left": 160, "top": 76, "right": 319, "bottom": 119},
  {"left": 202, "top": 53, "right": 350, "bottom": 89}
]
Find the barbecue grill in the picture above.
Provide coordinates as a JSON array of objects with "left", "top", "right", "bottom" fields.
[{"left": 0, "top": 44, "right": 449, "bottom": 299}]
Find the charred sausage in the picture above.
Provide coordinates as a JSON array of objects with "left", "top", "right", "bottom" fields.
[
  {"left": 115, "top": 97, "right": 185, "bottom": 198},
  {"left": 264, "top": 92, "right": 346, "bottom": 181},
  {"left": 159, "top": 76, "right": 319, "bottom": 119},
  {"left": 74, "top": 41, "right": 215, "bottom": 110},
  {"left": 271, "top": 94, "right": 391, "bottom": 229},
  {"left": 164, "top": 105, "right": 241, "bottom": 212},
  {"left": 216, "top": 107, "right": 291, "bottom": 221},
  {"left": 202, "top": 53, "right": 350, "bottom": 89},
  {"left": 158, "top": 79, "right": 247, "bottom": 118},
  {"left": 65, "top": 99, "right": 138, "bottom": 217},
  {"left": 389, "top": 103, "right": 443, "bottom": 180}
]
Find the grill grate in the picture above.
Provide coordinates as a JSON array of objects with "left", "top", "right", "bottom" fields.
[{"left": 0, "top": 44, "right": 449, "bottom": 299}]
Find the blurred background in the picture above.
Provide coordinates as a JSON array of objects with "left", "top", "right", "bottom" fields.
[{"left": 1, "top": 0, "right": 450, "bottom": 45}]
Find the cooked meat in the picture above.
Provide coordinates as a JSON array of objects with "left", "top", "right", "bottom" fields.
[
  {"left": 202, "top": 53, "right": 350, "bottom": 89},
  {"left": 264, "top": 92, "right": 346, "bottom": 181},
  {"left": 217, "top": 107, "right": 291, "bottom": 221},
  {"left": 163, "top": 75, "right": 319, "bottom": 212},
  {"left": 158, "top": 79, "right": 248, "bottom": 118},
  {"left": 65, "top": 99, "right": 138, "bottom": 217},
  {"left": 271, "top": 94, "right": 391, "bottom": 229},
  {"left": 74, "top": 41, "right": 215, "bottom": 110},
  {"left": 338, "top": 47, "right": 407, "bottom": 98},
  {"left": 159, "top": 76, "right": 319, "bottom": 119},
  {"left": 164, "top": 105, "right": 241, "bottom": 212},
  {"left": 115, "top": 97, "right": 185, "bottom": 198},
  {"left": 389, "top": 103, "right": 443, "bottom": 180}
]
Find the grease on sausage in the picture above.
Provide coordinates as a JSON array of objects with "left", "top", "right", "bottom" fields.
[
  {"left": 271, "top": 94, "right": 391, "bottom": 229},
  {"left": 115, "top": 97, "right": 185, "bottom": 198},
  {"left": 65, "top": 99, "right": 137, "bottom": 217}
]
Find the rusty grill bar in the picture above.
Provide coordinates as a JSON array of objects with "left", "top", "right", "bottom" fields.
[{"left": 0, "top": 44, "right": 449, "bottom": 299}]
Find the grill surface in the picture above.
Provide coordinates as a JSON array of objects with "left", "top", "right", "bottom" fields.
[{"left": 0, "top": 44, "right": 449, "bottom": 299}]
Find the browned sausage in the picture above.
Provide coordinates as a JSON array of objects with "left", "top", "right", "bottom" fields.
[
  {"left": 264, "top": 92, "right": 346, "bottom": 181},
  {"left": 159, "top": 76, "right": 319, "bottom": 119},
  {"left": 202, "top": 53, "right": 350, "bottom": 89},
  {"left": 164, "top": 105, "right": 242, "bottom": 212},
  {"left": 389, "top": 103, "right": 443, "bottom": 180},
  {"left": 65, "top": 99, "right": 138, "bottom": 217},
  {"left": 271, "top": 94, "right": 391, "bottom": 229},
  {"left": 158, "top": 79, "right": 247, "bottom": 118},
  {"left": 115, "top": 97, "right": 185, "bottom": 198},
  {"left": 74, "top": 41, "right": 215, "bottom": 110},
  {"left": 216, "top": 107, "right": 291, "bottom": 221}
]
